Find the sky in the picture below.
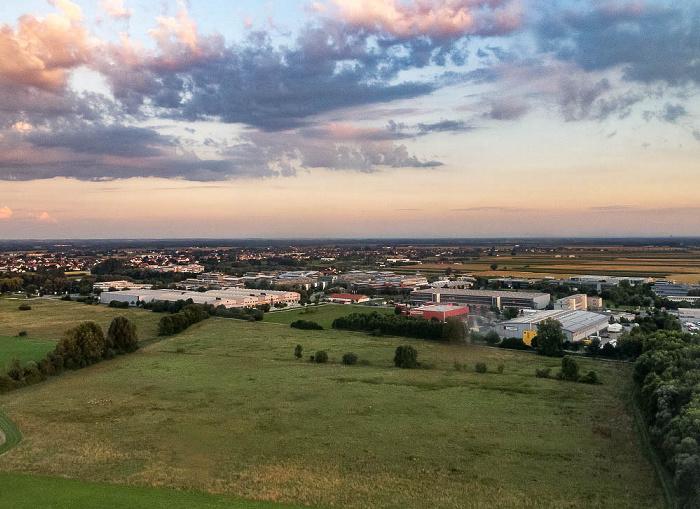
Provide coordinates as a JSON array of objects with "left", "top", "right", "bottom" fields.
[{"left": 0, "top": 0, "right": 698, "bottom": 239}]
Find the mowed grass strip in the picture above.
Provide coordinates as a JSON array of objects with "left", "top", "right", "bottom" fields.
[
  {"left": 0, "top": 311, "right": 664, "bottom": 509},
  {"left": 0, "top": 408, "right": 22, "bottom": 455},
  {"left": 263, "top": 304, "right": 394, "bottom": 329},
  {"left": 0, "top": 473, "right": 309, "bottom": 509}
]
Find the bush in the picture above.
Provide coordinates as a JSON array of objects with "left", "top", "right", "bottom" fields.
[
  {"left": 314, "top": 350, "right": 328, "bottom": 363},
  {"left": 371, "top": 328, "right": 383, "bottom": 337},
  {"left": 580, "top": 370, "right": 599, "bottom": 384},
  {"left": 108, "top": 300, "right": 130, "bottom": 309},
  {"left": 341, "top": 352, "right": 358, "bottom": 366},
  {"left": 559, "top": 355, "right": 580, "bottom": 381},
  {"left": 358, "top": 359, "right": 372, "bottom": 366},
  {"left": 535, "top": 367, "right": 552, "bottom": 378},
  {"left": 290, "top": 320, "right": 323, "bottom": 330},
  {"left": 499, "top": 337, "right": 529, "bottom": 350},
  {"left": 17, "top": 331, "right": 27, "bottom": 337},
  {"left": 475, "top": 362, "right": 487, "bottom": 373},
  {"left": 294, "top": 344, "right": 303, "bottom": 359},
  {"left": 469, "top": 331, "right": 485, "bottom": 343},
  {"left": 18, "top": 303, "right": 31, "bottom": 311},
  {"left": 453, "top": 361, "right": 467, "bottom": 371},
  {"left": 394, "top": 345, "right": 418, "bottom": 369},
  {"left": 485, "top": 331, "right": 501, "bottom": 346},
  {"left": 107, "top": 316, "right": 138, "bottom": 354},
  {"left": 497, "top": 363, "right": 505, "bottom": 374}
]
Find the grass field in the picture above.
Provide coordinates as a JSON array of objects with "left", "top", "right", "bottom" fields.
[
  {"left": 0, "top": 303, "right": 664, "bottom": 509},
  {"left": 0, "top": 298, "right": 161, "bottom": 344},
  {"left": 0, "top": 473, "right": 303, "bottom": 509},
  {"left": 0, "top": 335, "right": 56, "bottom": 371},
  {"left": 263, "top": 304, "right": 394, "bottom": 329}
]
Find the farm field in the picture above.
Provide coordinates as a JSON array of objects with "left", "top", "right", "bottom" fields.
[
  {"left": 263, "top": 304, "right": 393, "bottom": 329},
  {"left": 0, "top": 304, "right": 664, "bottom": 509},
  {"left": 392, "top": 246, "right": 700, "bottom": 283}
]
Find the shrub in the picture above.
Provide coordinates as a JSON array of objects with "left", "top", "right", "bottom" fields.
[
  {"left": 469, "top": 331, "right": 485, "bottom": 343},
  {"left": 358, "top": 359, "right": 372, "bottom": 366},
  {"left": 535, "top": 367, "right": 552, "bottom": 378},
  {"left": 394, "top": 345, "right": 418, "bottom": 369},
  {"left": 294, "top": 344, "right": 303, "bottom": 359},
  {"left": 499, "top": 337, "right": 529, "bottom": 350},
  {"left": 341, "top": 352, "right": 358, "bottom": 366},
  {"left": 559, "top": 355, "right": 580, "bottom": 381},
  {"left": 475, "top": 362, "right": 487, "bottom": 373},
  {"left": 371, "top": 328, "right": 383, "bottom": 337},
  {"left": 175, "top": 347, "right": 186, "bottom": 354},
  {"left": 580, "top": 370, "right": 599, "bottom": 384},
  {"left": 17, "top": 331, "right": 27, "bottom": 337},
  {"left": 107, "top": 316, "right": 138, "bottom": 354},
  {"left": 485, "top": 331, "right": 501, "bottom": 346},
  {"left": 290, "top": 320, "right": 323, "bottom": 330},
  {"left": 108, "top": 300, "right": 130, "bottom": 309},
  {"left": 497, "top": 363, "right": 505, "bottom": 374},
  {"left": 453, "top": 361, "right": 467, "bottom": 371},
  {"left": 314, "top": 350, "right": 328, "bottom": 363},
  {"left": 18, "top": 303, "right": 31, "bottom": 311}
]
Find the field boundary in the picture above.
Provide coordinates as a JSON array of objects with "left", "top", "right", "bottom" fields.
[
  {"left": 633, "top": 400, "right": 678, "bottom": 509},
  {"left": 0, "top": 408, "right": 21, "bottom": 456}
]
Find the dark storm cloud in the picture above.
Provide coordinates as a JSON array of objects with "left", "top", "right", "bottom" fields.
[
  {"left": 26, "top": 124, "right": 176, "bottom": 158},
  {"left": 538, "top": 4, "right": 700, "bottom": 85}
]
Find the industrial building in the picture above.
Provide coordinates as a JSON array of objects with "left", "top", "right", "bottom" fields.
[
  {"left": 499, "top": 310, "right": 609, "bottom": 342},
  {"left": 410, "top": 289, "right": 550, "bottom": 310},
  {"left": 327, "top": 293, "right": 370, "bottom": 304},
  {"left": 554, "top": 294, "right": 603, "bottom": 311},
  {"left": 99, "top": 288, "right": 300, "bottom": 308},
  {"left": 409, "top": 304, "right": 469, "bottom": 321},
  {"left": 679, "top": 308, "right": 700, "bottom": 322}
]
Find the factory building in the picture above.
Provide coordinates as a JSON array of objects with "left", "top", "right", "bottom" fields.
[
  {"left": 410, "top": 289, "right": 550, "bottom": 310},
  {"left": 554, "top": 294, "right": 603, "bottom": 311},
  {"left": 499, "top": 310, "right": 609, "bottom": 343},
  {"left": 327, "top": 293, "right": 370, "bottom": 304},
  {"left": 409, "top": 304, "right": 469, "bottom": 322},
  {"left": 100, "top": 288, "right": 300, "bottom": 308}
]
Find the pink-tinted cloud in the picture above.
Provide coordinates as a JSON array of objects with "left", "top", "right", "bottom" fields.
[
  {"left": 31, "top": 211, "right": 57, "bottom": 223},
  {"left": 99, "top": 0, "right": 134, "bottom": 20},
  {"left": 0, "top": 0, "right": 91, "bottom": 90},
  {"left": 328, "top": 0, "right": 523, "bottom": 39},
  {"left": 0, "top": 206, "right": 13, "bottom": 219}
]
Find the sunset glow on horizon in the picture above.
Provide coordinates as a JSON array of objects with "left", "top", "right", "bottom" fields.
[{"left": 0, "top": 0, "right": 698, "bottom": 239}]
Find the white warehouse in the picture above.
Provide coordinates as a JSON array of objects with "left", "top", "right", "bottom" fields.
[
  {"left": 499, "top": 309, "right": 610, "bottom": 342},
  {"left": 100, "top": 288, "right": 300, "bottom": 308}
]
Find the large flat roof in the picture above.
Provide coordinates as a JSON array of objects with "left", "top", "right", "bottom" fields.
[
  {"left": 502, "top": 310, "right": 608, "bottom": 333},
  {"left": 411, "top": 288, "right": 549, "bottom": 299}
]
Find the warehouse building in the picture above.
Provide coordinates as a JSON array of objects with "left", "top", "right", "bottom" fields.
[
  {"left": 409, "top": 304, "right": 469, "bottom": 321},
  {"left": 100, "top": 288, "right": 300, "bottom": 308},
  {"left": 327, "top": 293, "right": 370, "bottom": 304},
  {"left": 499, "top": 310, "right": 609, "bottom": 342},
  {"left": 410, "top": 289, "right": 550, "bottom": 310}
]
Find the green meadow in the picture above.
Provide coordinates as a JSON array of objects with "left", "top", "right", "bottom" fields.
[
  {"left": 0, "top": 301, "right": 664, "bottom": 508},
  {"left": 263, "top": 303, "right": 393, "bottom": 329}
]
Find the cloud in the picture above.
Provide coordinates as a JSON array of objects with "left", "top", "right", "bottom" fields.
[
  {"left": 485, "top": 97, "right": 529, "bottom": 120},
  {"left": 537, "top": 3, "right": 700, "bottom": 86},
  {"left": 328, "top": 0, "right": 524, "bottom": 39},
  {"left": 0, "top": 206, "right": 12, "bottom": 219},
  {"left": 450, "top": 206, "right": 522, "bottom": 212},
  {"left": 25, "top": 124, "right": 176, "bottom": 158},
  {"left": 99, "top": 0, "right": 133, "bottom": 20},
  {"left": 32, "top": 211, "right": 57, "bottom": 223},
  {"left": 661, "top": 103, "right": 687, "bottom": 124},
  {"left": 0, "top": 0, "right": 91, "bottom": 91}
]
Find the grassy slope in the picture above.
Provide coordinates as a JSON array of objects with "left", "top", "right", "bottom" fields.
[
  {"left": 263, "top": 304, "right": 394, "bottom": 329},
  {"left": 0, "top": 309, "right": 664, "bottom": 509}
]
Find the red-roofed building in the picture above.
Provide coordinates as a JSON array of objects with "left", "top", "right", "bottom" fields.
[
  {"left": 409, "top": 304, "right": 469, "bottom": 321},
  {"left": 328, "top": 293, "right": 370, "bottom": 304}
]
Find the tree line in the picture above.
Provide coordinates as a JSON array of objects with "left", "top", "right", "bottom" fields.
[
  {"left": 634, "top": 330, "right": 700, "bottom": 506},
  {"left": 0, "top": 317, "right": 138, "bottom": 394},
  {"left": 332, "top": 312, "right": 465, "bottom": 342}
]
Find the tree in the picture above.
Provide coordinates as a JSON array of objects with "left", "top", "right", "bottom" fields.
[
  {"left": 314, "top": 350, "right": 328, "bottom": 363},
  {"left": 441, "top": 317, "right": 465, "bottom": 343},
  {"left": 490, "top": 263, "right": 498, "bottom": 271},
  {"left": 107, "top": 316, "right": 138, "bottom": 355},
  {"left": 394, "top": 345, "right": 418, "bottom": 369},
  {"left": 560, "top": 355, "right": 579, "bottom": 381},
  {"left": 56, "top": 321, "right": 106, "bottom": 368},
  {"left": 501, "top": 307, "right": 519, "bottom": 320},
  {"left": 342, "top": 352, "right": 358, "bottom": 365},
  {"left": 394, "top": 306, "right": 403, "bottom": 315},
  {"left": 294, "top": 344, "right": 303, "bottom": 359},
  {"left": 485, "top": 330, "right": 501, "bottom": 345},
  {"left": 536, "top": 318, "right": 565, "bottom": 357}
]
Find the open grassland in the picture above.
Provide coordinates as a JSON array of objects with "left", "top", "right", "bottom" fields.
[
  {"left": 263, "top": 304, "right": 393, "bottom": 329},
  {"left": 0, "top": 335, "right": 56, "bottom": 371},
  {"left": 0, "top": 309, "right": 663, "bottom": 509},
  {"left": 0, "top": 473, "right": 302, "bottom": 509},
  {"left": 0, "top": 298, "right": 161, "bottom": 344},
  {"left": 394, "top": 246, "right": 700, "bottom": 283}
]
